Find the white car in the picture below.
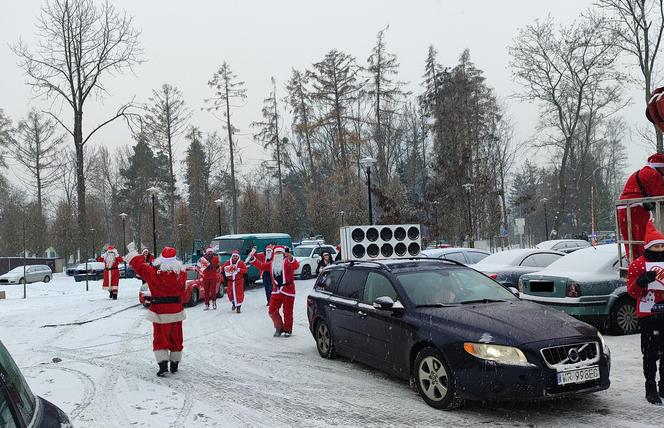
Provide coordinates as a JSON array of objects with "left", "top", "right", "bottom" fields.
[
  {"left": 292, "top": 244, "right": 337, "bottom": 279},
  {"left": 0, "top": 265, "right": 52, "bottom": 285},
  {"left": 535, "top": 239, "right": 591, "bottom": 254},
  {"left": 421, "top": 248, "right": 490, "bottom": 264}
]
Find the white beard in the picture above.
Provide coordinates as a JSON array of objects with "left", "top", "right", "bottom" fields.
[
  {"left": 105, "top": 253, "right": 116, "bottom": 268},
  {"left": 272, "top": 255, "right": 284, "bottom": 276}
]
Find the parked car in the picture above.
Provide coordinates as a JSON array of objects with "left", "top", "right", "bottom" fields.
[
  {"left": 519, "top": 244, "right": 636, "bottom": 335},
  {"left": 118, "top": 262, "right": 136, "bottom": 279},
  {"left": 72, "top": 261, "right": 105, "bottom": 282},
  {"left": 307, "top": 259, "right": 610, "bottom": 409},
  {"left": 210, "top": 233, "right": 292, "bottom": 283},
  {"left": 469, "top": 249, "right": 565, "bottom": 288},
  {"left": 536, "top": 239, "right": 591, "bottom": 254},
  {"left": 421, "top": 248, "right": 490, "bottom": 264},
  {"left": 139, "top": 266, "right": 224, "bottom": 308},
  {"left": 0, "top": 340, "right": 72, "bottom": 427},
  {"left": 293, "top": 244, "right": 338, "bottom": 279},
  {"left": 0, "top": 265, "right": 52, "bottom": 285}
]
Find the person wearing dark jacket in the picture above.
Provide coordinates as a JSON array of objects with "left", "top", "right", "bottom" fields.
[
  {"left": 627, "top": 220, "right": 664, "bottom": 404},
  {"left": 316, "top": 251, "right": 334, "bottom": 275}
]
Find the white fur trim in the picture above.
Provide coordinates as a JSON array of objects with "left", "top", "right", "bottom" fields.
[
  {"left": 124, "top": 250, "right": 139, "bottom": 264},
  {"left": 154, "top": 259, "right": 185, "bottom": 272},
  {"left": 154, "top": 349, "right": 169, "bottom": 362},
  {"left": 279, "top": 290, "right": 296, "bottom": 297},
  {"left": 170, "top": 351, "right": 182, "bottom": 362},
  {"left": 146, "top": 310, "right": 187, "bottom": 323},
  {"left": 649, "top": 162, "right": 664, "bottom": 168},
  {"left": 645, "top": 239, "right": 664, "bottom": 249}
]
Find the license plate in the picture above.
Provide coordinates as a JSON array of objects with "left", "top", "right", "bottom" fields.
[{"left": 556, "top": 366, "right": 600, "bottom": 385}]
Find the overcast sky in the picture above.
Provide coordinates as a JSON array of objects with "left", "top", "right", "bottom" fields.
[{"left": 0, "top": 0, "right": 653, "bottom": 192}]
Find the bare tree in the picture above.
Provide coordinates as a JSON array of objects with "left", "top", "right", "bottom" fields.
[
  {"left": 286, "top": 68, "right": 316, "bottom": 184},
  {"left": 12, "top": 109, "right": 64, "bottom": 216},
  {"left": 205, "top": 61, "right": 247, "bottom": 233},
  {"left": 12, "top": 0, "right": 142, "bottom": 252},
  {"left": 596, "top": 0, "right": 664, "bottom": 151},
  {"left": 509, "top": 15, "right": 622, "bottom": 238},
  {"left": 144, "top": 83, "right": 191, "bottom": 241}
]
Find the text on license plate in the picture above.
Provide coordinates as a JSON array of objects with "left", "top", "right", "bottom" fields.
[{"left": 556, "top": 366, "right": 600, "bottom": 385}]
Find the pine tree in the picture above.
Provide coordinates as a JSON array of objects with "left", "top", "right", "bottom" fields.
[
  {"left": 183, "top": 126, "right": 208, "bottom": 240},
  {"left": 286, "top": 69, "right": 316, "bottom": 184}
]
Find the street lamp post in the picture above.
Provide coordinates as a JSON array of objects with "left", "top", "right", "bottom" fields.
[
  {"left": 90, "top": 228, "right": 96, "bottom": 259},
  {"left": 120, "top": 213, "right": 128, "bottom": 273},
  {"left": 214, "top": 199, "right": 223, "bottom": 236},
  {"left": 432, "top": 200, "right": 440, "bottom": 243},
  {"left": 541, "top": 198, "right": 549, "bottom": 240},
  {"left": 339, "top": 210, "right": 346, "bottom": 227},
  {"left": 359, "top": 157, "right": 377, "bottom": 225},
  {"left": 147, "top": 187, "right": 158, "bottom": 255},
  {"left": 462, "top": 183, "right": 474, "bottom": 248}
]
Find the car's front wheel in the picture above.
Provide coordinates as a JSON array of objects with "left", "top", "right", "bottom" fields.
[
  {"left": 301, "top": 265, "right": 312, "bottom": 280},
  {"left": 43, "top": 275, "right": 51, "bottom": 283},
  {"left": 611, "top": 297, "right": 638, "bottom": 335},
  {"left": 414, "top": 347, "right": 462, "bottom": 409},
  {"left": 19, "top": 277, "right": 26, "bottom": 285},
  {"left": 315, "top": 319, "right": 336, "bottom": 359},
  {"left": 188, "top": 288, "right": 199, "bottom": 307}
]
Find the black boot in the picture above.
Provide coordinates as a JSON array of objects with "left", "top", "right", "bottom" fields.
[
  {"left": 157, "top": 361, "right": 169, "bottom": 377},
  {"left": 236, "top": 305, "right": 241, "bottom": 313},
  {"left": 112, "top": 293, "right": 117, "bottom": 300},
  {"left": 170, "top": 361, "right": 179, "bottom": 374},
  {"left": 646, "top": 382, "right": 662, "bottom": 404}
]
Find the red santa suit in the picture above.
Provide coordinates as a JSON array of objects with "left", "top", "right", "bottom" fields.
[
  {"left": 619, "top": 154, "right": 664, "bottom": 261},
  {"left": 197, "top": 248, "right": 220, "bottom": 309},
  {"left": 98, "top": 246, "right": 123, "bottom": 299},
  {"left": 224, "top": 250, "right": 248, "bottom": 312},
  {"left": 249, "top": 246, "right": 299, "bottom": 335},
  {"left": 128, "top": 246, "right": 187, "bottom": 372}
]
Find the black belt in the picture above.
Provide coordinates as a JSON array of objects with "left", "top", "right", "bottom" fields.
[
  {"left": 151, "top": 296, "right": 181, "bottom": 305},
  {"left": 106, "top": 267, "right": 118, "bottom": 271}
]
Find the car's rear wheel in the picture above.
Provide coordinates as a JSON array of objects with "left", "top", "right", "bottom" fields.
[
  {"left": 414, "top": 347, "right": 462, "bottom": 409},
  {"left": 611, "top": 297, "right": 638, "bottom": 335},
  {"left": 43, "top": 276, "right": 51, "bottom": 283},
  {"left": 189, "top": 288, "right": 199, "bottom": 307},
  {"left": 301, "top": 265, "right": 312, "bottom": 280},
  {"left": 315, "top": 319, "right": 336, "bottom": 359},
  {"left": 19, "top": 278, "right": 26, "bottom": 285}
]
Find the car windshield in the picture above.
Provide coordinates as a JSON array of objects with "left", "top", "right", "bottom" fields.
[
  {"left": 211, "top": 239, "right": 244, "bottom": 254},
  {"left": 0, "top": 342, "right": 36, "bottom": 424},
  {"left": 396, "top": 267, "right": 516, "bottom": 305},
  {"left": 293, "top": 247, "right": 312, "bottom": 257},
  {"left": 475, "top": 251, "right": 522, "bottom": 266}
]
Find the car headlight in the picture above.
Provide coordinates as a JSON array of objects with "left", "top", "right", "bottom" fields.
[
  {"left": 464, "top": 343, "right": 529, "bottom": 365},
  {"left": 597, "top": 332, "right": 609, "bottom": 354}
]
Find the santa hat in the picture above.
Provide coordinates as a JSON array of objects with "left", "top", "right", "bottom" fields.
[
  {"left": 648, "top": 153, "right": 664, "bottom": 169},
  {"left": 647, "top": 88, "right": 664, "bottom": 132},
  {"left": 644, "top": 220, "right": 664, "bottom": 249},
  {"left": 155, "top": 247, "right": 184, "bottom": 272},
  {"left": 205, "top": 246, "right": 214, "bottom": 254},
  {"left": 273, "top": 246, "right": 285, "bottom": 255},
  {"left": 106, "top": 246, "right": 118, "bottom": 255},
  {"left": 265, "top": 245, "right": 274, "bottom": 254},
  {"left": 230, "top": 249, "right": 240, "bottom": 260}
]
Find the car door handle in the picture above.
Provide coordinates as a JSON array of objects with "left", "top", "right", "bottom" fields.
[
  {"left": 328, "top": 303, "right": 337, "bottom": 309},
  {"left": 357, "top": 311, "right": 368, "bottom": 318}
]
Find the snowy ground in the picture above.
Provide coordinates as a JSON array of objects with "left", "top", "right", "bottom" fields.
[{"left": 1, "top": 275, "right": 664, "bottom": 427}]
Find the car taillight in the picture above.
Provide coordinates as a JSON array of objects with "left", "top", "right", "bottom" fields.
[
  {"left": 567, "top": 281, "right": 581, "bottom": 298},
  {"left": 518, "top": 278, "right": 524, "bottom": 293},
  {"left": 487, "top": 273, "right": 498, "bottom": 280}
]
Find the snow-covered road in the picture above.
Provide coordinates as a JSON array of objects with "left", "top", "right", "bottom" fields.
[{"left": 1, "top": 274, "right": 664, "bottom": 427}]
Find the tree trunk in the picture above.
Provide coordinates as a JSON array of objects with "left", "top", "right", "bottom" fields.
[
  {"left": 74, "top": 110, "right": 87, "bottom": 260},
  {"left": 299, "top": 90, "right": 315, "bottom": 185},
  {"left": 551, "top": 138, "right": 572, "bottom": 239},
  {"left": 225, "top": 82, "right": 238, "bottom": 233}
]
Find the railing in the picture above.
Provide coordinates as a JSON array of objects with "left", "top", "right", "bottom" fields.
[{"left": 614, "top": 196, "right": 664, "bottom": 273}]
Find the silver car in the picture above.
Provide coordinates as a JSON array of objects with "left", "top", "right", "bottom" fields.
[{"left": 0, "top": 265, "right": 53, "bottom": 285}]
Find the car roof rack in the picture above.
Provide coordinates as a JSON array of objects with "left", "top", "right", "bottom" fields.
[{"left": 331, "top": 257, "right": 465, "bottom": 272}]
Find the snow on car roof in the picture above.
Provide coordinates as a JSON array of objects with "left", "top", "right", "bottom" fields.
[
  {"left": 475, "top": 248, "right": 554, "bottom": 266},
  {"left": 538, "top": 244, "right": 617, "bottom": 273},
  {"left": 422, "top": 248, "right": 488, "bottom": 257},
  {"left": 535, "top": 239, "right": 589, "bottom": 249}
]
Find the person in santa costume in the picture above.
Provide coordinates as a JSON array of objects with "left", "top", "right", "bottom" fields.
[
  {"left": 138, "top": 247, "right": 155, "bottom": 286},
  {"left": 197, "top": 247, "right": 220, "bottom": 310},
  {"left": 126, "top": 244, "right": 187, "bottom": 377},
  {"left": 627, "top": 220, "right": 664, "bottom": 404},
  {"left": 98, "top": 246, "right": 123, "bottom": 300},
  {"left": 249, "top": 244, "right": 274, "bottom": 306},
  {"left": 248, "top": 246, "right": 299, "bottom": 336},
  {"left": 223, "top": 249, "right": 248, "bottom": 313}
]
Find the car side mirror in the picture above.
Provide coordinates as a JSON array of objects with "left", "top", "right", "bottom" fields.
[
  {"left": 373, "top": 296, "right": 399, "bottom": 311},
  {"left": 508, "top": 286, "right": 520, "bottom": 297}
]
